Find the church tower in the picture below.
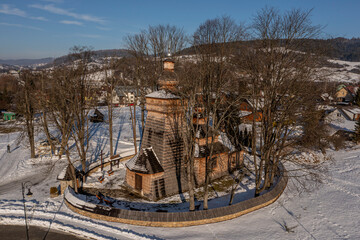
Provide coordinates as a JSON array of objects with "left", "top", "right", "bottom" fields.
[{"left": 125, "top": 56, "right": 187, "bottom": 200}]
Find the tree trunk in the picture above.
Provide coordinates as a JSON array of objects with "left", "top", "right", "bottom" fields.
[
  {"left": 28, "top": 120, "right": 36, "bottom": 158},
  {"left": 109, "top": 92, "right": 114, "bottom": 156},
  {"left": 66, "top": 148, "right": 78, "bottom": 193},
  {"left": 203, "top": 165, "right": 211, "bottom": 210},
  {"left": 141, "top": 102, "right": 145, "bottom": 139},
  {"left": 41, "top": 112, "right": 56, "bottom": 155},
  {"left": 130, "top": 105, "right": 138, "bottom": 154},
  {"left": 187, "top": 155, "right": 195, "bottom": 211},
  {"left": 229, "top": 185, "right": 236, "bottom": 205}
]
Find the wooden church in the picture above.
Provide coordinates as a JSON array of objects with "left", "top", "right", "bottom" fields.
[{"left": 125, "top": 57, "right": 243, "bottom": 200}]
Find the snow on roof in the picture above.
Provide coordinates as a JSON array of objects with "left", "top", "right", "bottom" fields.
[
  {"left": 239, "top": 111, "right": 252, "bottom": 118},
  {"left": 146, "top": 89, "right": 180, "bottom": 99},
  {"left": 126, "top": 147, "right": 164, "bottom": 174},
  {"left": 125, "top": 152, "right": 145, "bottom": 172},
  {"left": 57, "top": 165, "right": 69, "bottom": 180},
  {"left": 345, "top": 107, "right": 360, "bottom": 114}
]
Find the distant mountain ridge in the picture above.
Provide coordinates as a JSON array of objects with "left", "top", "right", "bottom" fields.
[
  {"left": 0, "top": 58, "right": 54, "bottom": 66},
  {"left": 0, "top": 49, "right": 131, "bottom": 68},
  {"left": 2, "top": 38, "right": 360, "bottom": 68}
]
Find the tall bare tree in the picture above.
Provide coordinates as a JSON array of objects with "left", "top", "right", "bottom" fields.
[
  {"left": 37, "top": 70, "right": 57, "bottom": 155},
  {"left": 236, "top": 7, "right": 325, "bottom": 196},
  {"left": 102, "top": 58, "right": 118, "bottom": 157},
  {"left": 176, "top": 62, "right": 202, "bottom": 211},
  {"left": 125, "top": 24, "right": 187, "bottom": 152},
  {"left": 48, "top": 66, "right": 79, "bottom": 192},
  {"left": 192, "top": 15, "right": 245, "bottom": 210},
  {"left": 68, "top": 46, "right": 95, "bottom": 181},
  {"left": 16, "top": 70, "right": 37, "bottom": 158}
]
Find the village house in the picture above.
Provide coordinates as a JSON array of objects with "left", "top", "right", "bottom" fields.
[
  {"left": 2, "top": 111, "right": 16, "bottom": 121},
  {"left": 95, "top": 86, "right": 138, "bottom": 106},
  {"left": 115, "top": 86, "right": 137, "bottom": 106},
  {"left": 335, "top": 84, "right": 356, "bottom": 103},
  {"left": 238, "top": 98, "right": 263, "bottom": 123},
  {"left": 324, "top": 108, "right": 349, "bottom": 123},
  {"left": 342, "top": 107, "right": 360, "bottom": 121}
]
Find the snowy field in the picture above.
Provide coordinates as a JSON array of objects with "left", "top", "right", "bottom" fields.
[
  {"left": 0, "top": 106, "right": 359, "bottom": 239},
  {"left": 318, "top": 59, "right": 360, "bottom": 83}
]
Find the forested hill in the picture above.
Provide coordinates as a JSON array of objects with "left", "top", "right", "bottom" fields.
[
  {"left": 325, "top": 38, "right": 360, "bottom": 61},
  {"left": 181, "top": 38, "right": 360, "bottom": 62},
  {"left": 2, "top": 38, "right": 360, "bottom": 68}
]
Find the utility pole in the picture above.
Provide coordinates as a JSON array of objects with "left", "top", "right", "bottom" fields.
[{"left": 22, "top": 182, "right": 33, "bottom": 240}]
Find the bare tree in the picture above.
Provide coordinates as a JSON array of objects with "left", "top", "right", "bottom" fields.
[
  {"left": 16, "top": 70, "right": 37, "bottom": 158},
  {"left": 125, "top": 24, "right": 187, "bottom": 153},
  {"left": 48, "top": 66, "right": 79, "bottom": 192},
  {"left": 192, "top": 15, "right": 245, "bottom": 210},
  {"left": 68, "top": 46, "right": 95, "bottom": 181},
  {"left": 148, "top": 24, "right": 187, "bottom": 64},
  {"left": 37, "top": 70, "right": 57, "bottom": 155},
  {"left": 102, "top": 58, "right": 118, "bottom": 157},
  {"left": 236, "top": 7, "right": 325, "bottom": 196},
  {"left": 176, "top": 62, "right": 202, "bottom": 211}
]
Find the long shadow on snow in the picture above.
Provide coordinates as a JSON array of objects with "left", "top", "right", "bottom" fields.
[
  {"left": 81, "top": 186, "right": 256, "bottom": 212},
  {"left": 114, "top": 112, "right": 127, "bottom": 155}
]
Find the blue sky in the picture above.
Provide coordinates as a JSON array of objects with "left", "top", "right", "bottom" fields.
[{"left": 0, "top": 0, "right": 360, "bottom": 59}]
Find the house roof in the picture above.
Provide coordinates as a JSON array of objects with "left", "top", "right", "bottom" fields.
[
  {"left": 336, "top": 84, "right": 358, "bottom": 95},
  {"left": 146, "top": 89, "right": 180, "bottom": 99},
  {"left": 348, "top": 108, "right": 360, "bottom": 114},
  {"left": 115, "top": 86, "right": 138, "bottom": 97},
  {"left": 336, "top": 84, "right": 347, "bottom": 92},
  {"left": 346, "top": 85, "right": 357, "bottom": 95},
  {"left": 94, "top": 109, "right": 104, "bottom": 117},
  {"left": 196, "top": 142, "right": 230, "bottom": 158},
  {"left": 125, "top": 147, "right": 164, "bottom": 174}
]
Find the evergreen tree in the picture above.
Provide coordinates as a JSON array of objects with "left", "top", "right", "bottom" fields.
[
  {"left": 354, "top": 118, "right": 360, "bottom": 143},
  {"left": 355, "top": 89, "right": 360, "bottom": 107}
]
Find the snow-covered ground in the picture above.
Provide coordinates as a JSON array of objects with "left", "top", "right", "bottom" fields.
[
  {"left": 318, "top": 59, "right": 360, "bottom": 83},
  {"left": 0, "top": 106, "right": 359, "bottom": 239}
]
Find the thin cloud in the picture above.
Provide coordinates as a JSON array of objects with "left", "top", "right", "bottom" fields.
[
  {"left": 0, "top": 4, "right": 47, "bottom": 21},
  {"left": 30, "top": 4, "right": 106, "bottom": 24},
  {"left": 60, "top": 20, "right": 83, "bottom": 26},
  {"left": 0, "top": 22, "right": 42, "bottom": 31},
  {"left": 0, "top": 4, "right": 26, "bottom": 17}
]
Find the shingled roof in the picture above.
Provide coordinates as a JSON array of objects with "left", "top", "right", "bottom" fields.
[
  {"left": 196, "top": 142, "right": 230, "bottom": 158},
  {"left": 126, "top": 147, "right": 164, "bottom": 174}
]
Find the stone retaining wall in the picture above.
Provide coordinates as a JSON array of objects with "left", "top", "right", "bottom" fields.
[{"left": 65, "top": 167, "right": 288, "bottom": 227}]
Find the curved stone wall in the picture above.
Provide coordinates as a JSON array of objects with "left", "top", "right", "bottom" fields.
[{"left": 65, "top": 167, "right": 288, "bottom": 227}]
